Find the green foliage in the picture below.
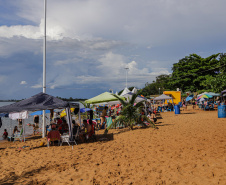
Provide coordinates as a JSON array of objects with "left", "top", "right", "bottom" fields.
[
  {"left": 138, "top": 74, "right": 171, "bottom": 96},
  {"left": 105, "top": 94, "right": 156, "bottom": 133},
  {"left": 169, "top": 53, "right": 223, "bottom": 92},
  {"left": 138, "top": 53, "right": 226, "bottom": 95}
]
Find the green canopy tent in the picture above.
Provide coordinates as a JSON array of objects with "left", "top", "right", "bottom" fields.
[{"left": 85, "top": 92, "right": 125, "bottom": 104}]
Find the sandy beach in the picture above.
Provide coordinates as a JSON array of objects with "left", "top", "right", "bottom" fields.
[{"left": 0, "top": 105, "right": 225, "bottom": 185}]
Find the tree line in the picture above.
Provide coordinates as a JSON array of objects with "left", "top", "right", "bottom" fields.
[{"left": 133, "top": 53, "right": 226, "bottom": 97}]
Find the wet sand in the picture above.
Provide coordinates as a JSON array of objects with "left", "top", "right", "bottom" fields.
[{"left": 0, "top": 106, "right": 225, "bottom": 184}]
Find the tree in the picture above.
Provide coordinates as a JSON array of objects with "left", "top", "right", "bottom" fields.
[
  {"left": 138, "top": 74, "right": 171, "bottom": 96},
  {"left": 169, "top": 53, "right": 221, "bottom": 92},
  {"left": 201, "top": 53, "right": 226, "bottom": 92},
  {"left": 105, "top": 94, "right": 156, "bottom": 133}
]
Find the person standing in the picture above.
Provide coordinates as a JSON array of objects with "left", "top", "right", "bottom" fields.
[
  {"left": 33, "top": 115, "right": 39, "bottom": 127},
  {"left": 18, "top": 119, "right": 23, "bottom": 126},
  {"left": 100, "top": 106, "right": 108, "bottom": 129}
]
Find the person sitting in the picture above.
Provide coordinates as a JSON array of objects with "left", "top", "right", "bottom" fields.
[
  {"left": 2, "top": 129, "right": 8, "bottom": 139},
  {"left": 47, "top": 127, "right": 61, "bottom": 146},
  {"left": 148, "top": 112, "right": 157, "bottom": 123},
  {"left": 57, "top": 118, "right": 63, "bottom": 134},
  {"left": 79, "top": 119, "right": 92, "bottom": 142},
  {"left": 62, "top": 120, "right": 69, "bottom": 133},
  {"left": 12, "top": 126, "right": 20, "bottom": 137},
  {"left": 87, "top": 119, "right": 95, "bottom": 139},
  {"left": 72, "top": 120, "right": 80, "bottom": 139}
]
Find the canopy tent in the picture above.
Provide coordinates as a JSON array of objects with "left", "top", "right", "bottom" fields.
[
  {"left": 80, "top": 108, "right": 92, "bottom": 113},
  {"left": 122, "top": 92, "right": 147, "bottom": 103},
  {"left": 0, "top": 92, "right": 77, "bottom": 141},
  {"left": 0, "top": 92, "right": 69, "bottom": 113},
  {"left": 30, "top": 110, "right": 51, "bottom": 116},
  {"left": 131, "top": 87, "right": 138, "bottom": 94},
  {"left": 85, "top": 92, "right": 125, "bottom": 104},
  {"left": 154, "top": 94, "right": 173, "bottom": 101},
  {"left": 120, "top": 87, "right": 131, "bottom": 96}
]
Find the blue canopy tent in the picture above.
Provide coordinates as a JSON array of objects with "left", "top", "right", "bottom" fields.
[
  {"left": 29, "top": 110, "right": 51, "bottom": 116},
  {"left": 80, "top": 108, "right": 92, "bottom": 113}
]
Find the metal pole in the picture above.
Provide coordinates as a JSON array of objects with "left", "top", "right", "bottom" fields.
[
  {"left": 42, "top": 0, "right": 47, "bottom": 138},
  {"left": 125, "top": 67, "right": 129, "bottom": 88}
]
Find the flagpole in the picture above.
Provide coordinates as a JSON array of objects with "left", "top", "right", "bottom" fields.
[
  {"left": 42, "top": 0, "right": 47, "bottom": 138},
  {"left": 125, "top": 67, "right": 129, "bottom": 88}
]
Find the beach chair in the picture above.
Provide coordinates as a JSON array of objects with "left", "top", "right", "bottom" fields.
[
  {"left": 13, "top": 128, "right": 23, "bottom": 142},
  {"left": 60, "top": 134, "right": 70, "bottom": 146}
]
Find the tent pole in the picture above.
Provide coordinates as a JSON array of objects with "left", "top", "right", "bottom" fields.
[{"left": 42, "top": 0, "right": 47, "bottom": 138}]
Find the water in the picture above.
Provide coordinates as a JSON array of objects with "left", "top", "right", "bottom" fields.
[{"left": 0, "top": 102, "right": 51, "bottom": 141}]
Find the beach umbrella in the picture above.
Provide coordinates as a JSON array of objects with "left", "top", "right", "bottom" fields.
[
  {"left": 198, "top": 98, "right": 206, "bottom": 102},
  {"left": 221, "top": 89, "right": 226, "bottom": 96},
  {"left": 186, "top": 95, "right": 194, "bottom": 102},
  {"left": 206, "top": 92, "right": 220, "bottom": 97},
  {"left": 196, "top": 94, "right": 213, "bottom": 101},
  {"left": 30, "top": 110, "right": 50, "bottom": 116}
]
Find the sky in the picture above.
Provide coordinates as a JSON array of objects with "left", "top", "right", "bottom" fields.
[{"left": 0, "top": 0, "right": 226, "bottom": 100}]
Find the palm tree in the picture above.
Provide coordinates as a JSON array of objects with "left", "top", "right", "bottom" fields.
[{"left": 105, "top": 94, "right": 156, "bottom": 133}]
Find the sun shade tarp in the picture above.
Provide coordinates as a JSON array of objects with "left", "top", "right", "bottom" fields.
[
  {"left": 0, "top": 92, "right": 70, "bottom": 113},
  {"left": 85, "top": 92, "right": 125, "bottom": 104},
  {"left": 154, "top": 94, "right": 173, "bottom": 101}
]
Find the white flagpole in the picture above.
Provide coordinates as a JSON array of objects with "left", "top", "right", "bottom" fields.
[
  {"left": 125, "top": 67, "right": 129, "bottom": 88},
  {"left": 42, "top": 0, "right": 47, "bottom": 138}
]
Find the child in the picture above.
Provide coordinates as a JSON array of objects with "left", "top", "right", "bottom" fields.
[
  {"left": 2, "top": 129, "right": 8, "bottom": 139},
  {"left": 33, "top": 124, "right": 36, "bottom": 135}
]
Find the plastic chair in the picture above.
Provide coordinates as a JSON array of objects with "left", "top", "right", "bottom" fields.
[{"left": 13, "top": 128, "right": 23, "bottom": 142}]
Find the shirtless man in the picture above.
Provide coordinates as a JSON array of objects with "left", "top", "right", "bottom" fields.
[{"left": 79, "top": 120, "right": 92, "bottom": 142}]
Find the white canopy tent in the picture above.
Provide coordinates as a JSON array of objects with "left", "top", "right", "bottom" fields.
[
  {"left": 122, "top": 92, "right": 147, "bottom": 103},
  {"left": 154, "top": 94, "right": 173, "bottom": 103},
  {"left": 120, "top": 87, "right": 131, "bottom": 96},
  {"left": 132, "top": 87, "right": 138, "bottom": 94}
]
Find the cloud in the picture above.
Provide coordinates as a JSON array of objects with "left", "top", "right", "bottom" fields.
[
  {"left": 0, "top": 75, "right": 6, "bottom": 83},
  {"left": 0, "top": 0, "right": 226, "bottom": 99},
  {"left": 20, "top": 81, "right": 27, "bottom": 85}
]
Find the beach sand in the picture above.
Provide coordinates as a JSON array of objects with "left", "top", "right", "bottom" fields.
[{"left": 0, "top": 105, "right": 225, "bottom": 185}]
